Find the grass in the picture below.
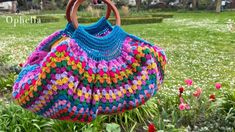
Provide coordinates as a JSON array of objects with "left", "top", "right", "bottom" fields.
[{"left": 0, "top": 11, "right": 235, "bottom": 131}]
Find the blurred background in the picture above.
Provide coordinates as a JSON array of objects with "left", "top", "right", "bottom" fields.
[{"left": 0, "top": 0, "right": 235, "bottom": 14}]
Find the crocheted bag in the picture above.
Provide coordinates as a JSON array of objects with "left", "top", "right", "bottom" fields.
[{"left": 13, "top": 0, "right": 167, "bottom": 123}]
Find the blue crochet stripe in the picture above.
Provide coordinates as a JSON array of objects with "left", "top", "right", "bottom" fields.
[
  {"left": 72, "top": 25, "right": 127, "bottom": 61},
  {"left": 63, "top": 22, "right": 76, "bottom": 37},
  {"left": 40, "top": 17, "right": 112, "bottom": 52},
  {"left": 63, "top": 17, "right": 112, "bottom": 37},
  {"left": 84, "top": 17, "right": 113, "bottom": 35},
  {"left": 15, "top": 64, "right": 39, "bottom": 83}
]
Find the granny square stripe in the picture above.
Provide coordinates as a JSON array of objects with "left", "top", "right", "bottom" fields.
[{"left": 13, "top": 24, "right": 166, "bottom": 122}]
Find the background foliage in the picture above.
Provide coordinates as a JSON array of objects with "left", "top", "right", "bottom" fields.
[{"left": 0, "top": 11, "right": 235, "bottom": 131}]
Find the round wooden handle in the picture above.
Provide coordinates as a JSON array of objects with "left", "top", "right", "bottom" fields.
[
  {"left": 66, "top": 0, "right": 112, "bottom": 22},
  {"left": 66, "top": 0, "right": 76, "bottom": 22},
  {"left": 71, "top": 0, "right": 120, "bottom": 28},
  {"left": 105, "top": 4, "right": 112, "bottom": 19}
]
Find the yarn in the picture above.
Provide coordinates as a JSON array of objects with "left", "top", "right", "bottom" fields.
[{"left": 13, "top": 19, "right": 167, "bottom": 122}]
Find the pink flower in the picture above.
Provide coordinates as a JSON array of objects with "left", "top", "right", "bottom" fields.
[
  {"left": 185, "top": 104, "right": 190, "bottom": 110},
  {"left": 179, "top": 97, "right": 190, "bottom": 111},
  {"left": 215, "top": 83, "right": 221, "bottom": 90},
  {"left": 179, "top": 103, "right": 185, "bottom": 111},
  {"left": 193, "top": 88, "right": 202, "bottom": 98},
  {"left": 185, "top": 79, "right": 193, "bottom": 86},
  {"left": 179, "top": 97, "right": 184, "bottom": 103},
  {"left": 179, "top": 103, "right": 190, "bottom": 111}
]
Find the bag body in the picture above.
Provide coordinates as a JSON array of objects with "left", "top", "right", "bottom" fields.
[{"left": 13, "top": 24, "right": 166, "bottom": 122}]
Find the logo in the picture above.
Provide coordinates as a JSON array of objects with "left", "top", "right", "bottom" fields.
[{"left": 5, "top": 16, "right": 41, "bottom": 27}]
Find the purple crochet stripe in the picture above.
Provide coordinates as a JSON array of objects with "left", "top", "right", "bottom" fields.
[{"left": 36, "top": 30, "right": 63, "bottom": 51}]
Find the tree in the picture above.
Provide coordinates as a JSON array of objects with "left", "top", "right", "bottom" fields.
[
  {"left": 113, "top": 0, "right": 128, "bottom": 8},
  {"left": 42, "top": 0, "right": 47, "bottom": 9},
  {"left": 17, "top": 0, "right": 28, "bottom": 10},
  {"left": 41, "top": 0, "right": 57, "bottom": 10},
  {"left": 12, "top": 1, "right": 17, "bottom": 13},
  {"left": 215, "top": 0, "right": 221, "bottom": 12},
  {"left": 147, "top": 0, "right": 151, "bottom": 9},
  {"left": 135, "top": 0, "right": 141, "bottom": 11},
  {"left": 181, "top": 0, "right": 187, "bottom": 9},
  {"left": 192, "top": 0, "right": 197, "bottom": 10},
  {"left": 55, "top": 0, "right": 68, "bottom": 9}
]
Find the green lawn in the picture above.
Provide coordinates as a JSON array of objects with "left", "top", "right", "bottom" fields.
[{"left": 0, "top": 11, "right": 235, "bottom": 131}]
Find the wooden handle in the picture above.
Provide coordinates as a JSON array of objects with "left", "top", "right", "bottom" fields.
[
  {"left": 66, "top": 0, "right": 76, "bottom": 22},
  {"left": 105, "top": 4, "right": 112, "bottom": 19},
  {"left": 71, "top": 0, "right": 120, "bottom": 28},
  {"left": 66, "top": 0, "right": 112, "bottom": 22}
]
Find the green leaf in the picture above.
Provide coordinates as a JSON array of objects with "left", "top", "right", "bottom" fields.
[
  {"left": 106, "top": 123, "right": 121, "bottom": 132},
  {"left": 33, "top": 123, "right": 41, "bottom": 131}
]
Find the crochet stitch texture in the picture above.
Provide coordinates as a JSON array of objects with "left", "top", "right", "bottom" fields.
[{"left": 13, "top": 21, "right": 166, "bottom": 122}]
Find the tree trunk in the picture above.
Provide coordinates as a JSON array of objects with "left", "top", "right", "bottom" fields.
[
  {"left": 232, "top": 0, "right": 235, "bottom": 8},
  {"left": 135, "top": 0, "right": 141, "bottom": 12},
  {"left": 216, "top": 0, "right": 221, "bottom": 12},
  {"left": 12, "top": 1, "right": 17, "bottom": 13},
  {"left": 192, "top": 0, "right": 197, "bottom": 10},
  {"left": 147, "top": 0, "right": 151, "bottom": 9}
]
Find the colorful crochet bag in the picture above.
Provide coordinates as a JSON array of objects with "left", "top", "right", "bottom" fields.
[{"left": 13, "top": 0, "right": 167, "bottom": 122}]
